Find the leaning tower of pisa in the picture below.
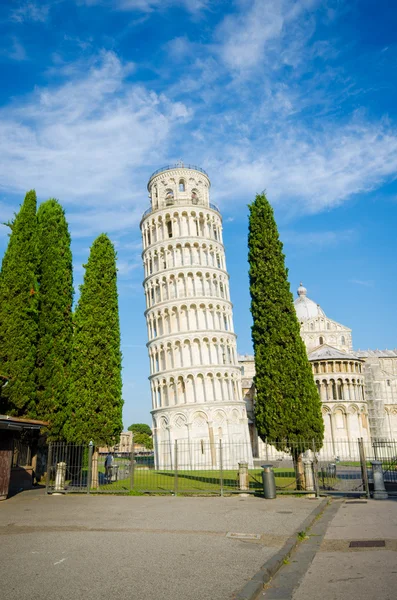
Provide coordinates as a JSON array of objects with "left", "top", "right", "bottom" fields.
[{"left": 140, "top": 164, "right": 252, "bottom": 469}]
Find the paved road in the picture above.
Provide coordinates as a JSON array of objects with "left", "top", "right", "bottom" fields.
[
  {"left": 261, "top": 498, "right": 397, "bottom": 600},
  {"left": 0, "top": 490, "right": 321, "bottom": 600}
]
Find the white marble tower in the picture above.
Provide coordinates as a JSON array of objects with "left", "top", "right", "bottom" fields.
[{"left": 140, "top": 164, "right": 252, "bottom": 468}]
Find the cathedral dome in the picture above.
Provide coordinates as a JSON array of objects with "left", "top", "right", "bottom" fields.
[{"left": 294, "top": 283, "right": 326, "bottom": 323}]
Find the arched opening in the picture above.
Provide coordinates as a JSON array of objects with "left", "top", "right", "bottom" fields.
[
  {"left": 179, "top": 179, "right": 185, "bottom": 192},
  {"left": 319, "top": 336, "right": 324, "bottom": 345},
  {"left": 166, "top": 218, "right": 173, "bottom": 238},
  {"left": 341, "top": 336, "right": 346, "bottom": 345},
  {"left": 191, "top": 190, "right": 199, "bottom": 204},
  {"left": 165, "top": 189, "right": 174, "bottom": 206}
]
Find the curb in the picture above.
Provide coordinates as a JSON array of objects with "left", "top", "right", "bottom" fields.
[{"left": 234, "top": 498, "right": 329, "bottom": 600}]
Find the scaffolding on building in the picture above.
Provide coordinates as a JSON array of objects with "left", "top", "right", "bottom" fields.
[{"left": 364, "top": 361, "right": 387, "bottom": 441}]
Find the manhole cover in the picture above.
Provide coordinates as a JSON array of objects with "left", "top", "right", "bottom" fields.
[
  {"left": 349, "top": 540, "right": 385, "bottom": 548},
  {"left": 226, "top": 532, "right": 261, "bottom": 540}
]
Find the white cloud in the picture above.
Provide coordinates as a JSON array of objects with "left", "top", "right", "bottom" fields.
[
  {"left": 282, "top": 228, "right": 356, "bottom": 248},
  {"left": 207, "top": 120, "right": 397, "bottom": 214},
  {"left": 2, "top": 37, "right": 27, "bottom": 61},
  {"left": 81, "top": 0, "right": 209, "bottom": 14},
  {"left": 117, "top": 259, "right": 140, "bottom": 276},
  {"left": 166, "top": 37, "right": 195, "bottom": 62},
  {"left": 0, "top": 51, "right": 191, "bottom": 234},
  {"left": 2, "top": 3, "right": 397, "bottom": 232},
  {"left": 350, "top": 279, "right": 374, "bottom": 287},
  {"left": 215, "top": 0, "right": 318, "bottom": 73},
  {"left": 10, "top": 1, "right": 51, "bottom": 23},
  {"left": 0, "top": 203, "right": 15, "bottom": 239},
  {"left": 67, "top": 207, "right": 143, "bottom": 237}
]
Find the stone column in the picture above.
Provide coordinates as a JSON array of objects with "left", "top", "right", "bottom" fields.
[
  {"left": 371, "top": 461, "right": 388, "bottom": 500},
  {"left": 303, "top": 459, "right": 315, "bottom": 495},
  {"left": 238, "top": 461, "right": 249, "bottom": 492}
]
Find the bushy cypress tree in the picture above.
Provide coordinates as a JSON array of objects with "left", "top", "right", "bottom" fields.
[
  {"left": 65, "top": 234, "right": 123, "bottom": 445},
  {"left": 36, "top": 199, "right": 73, "bottom": 439},
  {"left": 0, "top": 190, "right": 38, "bottom": 416},
  {"left": 248, "top": 194, "right": 324, "bottom": 472}
]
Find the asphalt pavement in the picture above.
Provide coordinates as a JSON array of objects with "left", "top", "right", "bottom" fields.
[
  {"left": 261, "top": 498, "right": 397, "bottom": 600},
  {"left": 0, "top": 489, "right": 322, "bottom": 600}
]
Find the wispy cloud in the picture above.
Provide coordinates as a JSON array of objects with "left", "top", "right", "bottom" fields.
[
  {"left": 282, "top": 228, "right": 357, "bottom": 249},
  {"left": 209, "top": 120, "right": 397, "bottom": 214},
  {"left": 350, "top": 279, "right": 374, "bottom": 287},
  {"left": 1, "top": 1, "right": 397, "bottom": 236},
  {"left": 2, "top": 37, "right": 27, "bottom": 61},
  {"left": 117, "top": 259, "right": 140, "bottom": 277},
  {"left": 81, "top": 0, "right": 210, "bottom": 14},
  {"left": 10, "top": 1, "right": 52, "bottom": 23},
  {"left": 215, "top": 0, "right": 319, "bottom": 74},
  {"left": 0, "top": 51, "right": 191, "bottom": 235}
]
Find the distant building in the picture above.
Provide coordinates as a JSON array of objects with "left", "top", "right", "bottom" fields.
[
  {"left": 98, "top": 431, "right": 152, "bottom": 455},
  {"left": 239, "top": 284, "right": 397, "bottom": 458}
]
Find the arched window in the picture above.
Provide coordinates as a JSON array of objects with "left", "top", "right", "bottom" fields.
[
  {"left": 191, "top": 190, "right": 199, "bottom": 204},
  {"left": 310, "top": 323, "right": 314, "bottom": 331},
  {"left": 341, "top": 336, "right": 346, "bottom": 345},
  {"left": 165, "top": 189, "right": 174, "bottom": 205},
  {"left": 166, "top": 218, "right": 173, "bottom": 238},
  {"left": 327, "top": 322, "right": 330, "bottom": 330},
  {"left": 319, "top": 336, "right": 324, "bottom": 345},
  {"left": 179, "top": 180, "right": 185, "bottom": 192}
]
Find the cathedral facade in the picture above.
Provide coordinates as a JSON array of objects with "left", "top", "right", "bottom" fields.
[{"left": 240, "top": 284, "right": 397, "bottom": 458}]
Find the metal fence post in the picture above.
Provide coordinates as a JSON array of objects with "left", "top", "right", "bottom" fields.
[
  {"left": 87, "top": 442, "right": 93, "bottom": 494},
  {"left": 312, "top": 439, "right": 320, "bottom": 498},
  {"left": 358, "top": 437, "right": 370, "bottom": 499},
  {"left": 174, "top": 440, "right": 178, "bottom": 496},
  {"left": 130, "top": 441, "right": 135, "bottom": 492},
  {"left": 219, "top": 440, "right": 224, "bottom": 497},
  {"left": 46, "top": 443, "right": 52, "bottom": 494}
]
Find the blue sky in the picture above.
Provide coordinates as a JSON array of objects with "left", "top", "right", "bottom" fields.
[{"left": 1, "top": 0, "right": 397, "bottom": 428}]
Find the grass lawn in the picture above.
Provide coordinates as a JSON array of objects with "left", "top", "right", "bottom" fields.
[{"left": 94, "top": 468, "right": 297, "bottom": 493}]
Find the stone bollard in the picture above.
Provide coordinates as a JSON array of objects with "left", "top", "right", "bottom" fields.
[
  {"left": 261, "top": 465, "right": 276, "bottom": 499},
  {"left": 53, "top": 462, "right": 66, "bottom": 495},
  {"left": 303, "top": 459, "right": 315, "bottom": 498},
  {"left": 371, "top": 460, "right": 388, "bottom": 500},
  {"left": 238, "top": 461, "right": 249, "bottom": 494}
]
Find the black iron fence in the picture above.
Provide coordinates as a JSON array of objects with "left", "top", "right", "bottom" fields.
[
  {"left": 364, "top": 439, "right": 397, "bottom": 485},
  {"left": 44, "top": 438, "right": 397, "bottom": 496}
]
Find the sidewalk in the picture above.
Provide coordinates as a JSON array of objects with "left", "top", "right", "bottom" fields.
[
  {"left": 262, "top": 498, "right": 397, "bottom": 600},
  {"left": 0, "top": 490, "right": 324, "bottom": 600}
]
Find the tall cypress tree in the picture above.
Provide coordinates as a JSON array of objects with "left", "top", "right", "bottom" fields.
[
  {"left": 248, "top": 194, "right": 324, "bottom": 476},
  {"left": 65, "top": 234, "right": 123, "bottom": 445},
  {"left": 0, "top": 190, "right": 38, "bottom": 416},
  {"left": 36, "top": 199, "right": 73, "bottom": 439}
]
